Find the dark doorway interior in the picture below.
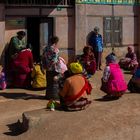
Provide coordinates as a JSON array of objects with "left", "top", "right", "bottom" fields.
[{"left": 26, "top": 17, "right": 53, "bottom": 62}]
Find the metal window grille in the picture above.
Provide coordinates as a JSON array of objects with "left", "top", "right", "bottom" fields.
[{"left": 103, "top": 16, "right": 122, "bottom": 47}]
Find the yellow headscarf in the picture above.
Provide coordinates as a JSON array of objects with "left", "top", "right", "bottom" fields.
[{"left": 69, "top": 62, "right": 83, "bottom": 74}]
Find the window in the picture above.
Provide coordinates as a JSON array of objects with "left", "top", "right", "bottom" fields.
[{"left": 103, "top": 16, "right": 122, "bottom": 47}]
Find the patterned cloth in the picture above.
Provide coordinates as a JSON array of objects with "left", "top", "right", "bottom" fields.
[
  {"left": 119, "top": 52, "right": 138, "bottom": 71},
  {"left": 42, "top": 45, "right": 62, "bottom": 73},
  {"left": 42, "top": 45, "right": 67, "bottom": 99},
  {"left": 66, "top": 98, "right": 91, "bottom": 111},
  {"left": 8, "top": 36, "right": 26, "bottom": 57}
]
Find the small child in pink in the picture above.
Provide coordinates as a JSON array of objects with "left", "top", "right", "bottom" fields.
[{"left": 101, "top": 53, "right": 127, "bottom": 99}]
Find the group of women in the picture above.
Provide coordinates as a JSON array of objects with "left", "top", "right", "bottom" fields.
[
  {"left": 4, "top": 31, "right": 46, "bottom": 89},
  {"left": 2, "top": 31, "right": 140, "bottom": 111}
]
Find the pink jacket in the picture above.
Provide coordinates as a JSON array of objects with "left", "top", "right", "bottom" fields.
[{"left": 107, "top": 63, "right": 127, "bottom": 94}]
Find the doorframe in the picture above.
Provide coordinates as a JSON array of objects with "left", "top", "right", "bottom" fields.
[{"left": 26, "top": 16, "right": 54, "bottom": 61}]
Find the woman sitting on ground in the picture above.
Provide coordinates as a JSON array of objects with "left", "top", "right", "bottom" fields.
[
  {"left": 101, "top": 53, "right": 127, "bottom": 99},
  {"left": 128, "top": 62, "right": 140, "bottom": 93},
  {"left": 119, "top": 46, "right": 138, "bottom": 73},
  {"left": 77, "top": 46, "right": 96, "bottom": 77},
  {"left": 59, "top": 62, "right": 92, "bottom": 111}
]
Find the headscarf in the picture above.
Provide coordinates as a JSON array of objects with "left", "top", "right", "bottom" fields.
[
  {"left": 106, "top": 53, "right": 116, "bottom": 63},
  {"left": 69, "top": 62, "right": 83, "bottom": 74}
]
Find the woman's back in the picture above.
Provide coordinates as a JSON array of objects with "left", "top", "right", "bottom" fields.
[
  {"left": 108, "top": 63, "right": 127, "bottom": 93},
  {"left": 31, "top": 64, "right": 46, "bottom": 88}
]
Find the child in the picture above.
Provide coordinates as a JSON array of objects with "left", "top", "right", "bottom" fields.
[
  {"left": 128, "top": 62, "right": 140, "bottom": 93},
  {"left": 31, "top": 58, "right": 46, "bottom": 89},
  {"left": 78, "top": 46, "right": 96, "bottom": 77},
  {"left": 101, "top": 53, "right": 127, "bottom": 99},
  {"left": 0, "top": 66, "right": 7, "bottom": 90}
]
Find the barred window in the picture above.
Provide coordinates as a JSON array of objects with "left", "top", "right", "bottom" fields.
[{"left": 103, "top": 16, "right": 122, "bottom": 47}]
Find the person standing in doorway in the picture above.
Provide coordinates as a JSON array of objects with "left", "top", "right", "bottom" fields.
[{"left": 89, "top": 27, "right": 103, "bottom": 70}]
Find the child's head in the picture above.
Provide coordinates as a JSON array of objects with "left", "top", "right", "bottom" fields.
[
  {"left": 83, "top": 46, "right": 93, "bottom": 55},
  {"left": 106, "top": 53, "right": 116, "bottom": 64},
  {"left": 35, "top": 57, "right": 41, "bottom": 65},
  {"left": 35, "top": 57, "right": 46, "bottom": 74},
  {"left": 50, "top": 36, "right": 59, "bottom": 45},
  {"left": 127, "top": 46, "right": 133, "bottom": 53}
]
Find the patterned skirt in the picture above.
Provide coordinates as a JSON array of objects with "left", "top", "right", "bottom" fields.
[{"left": 60, "top": 97, "right": 91, "bottom": 111}]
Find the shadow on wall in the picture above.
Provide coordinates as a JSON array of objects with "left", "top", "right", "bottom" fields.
[{"left": 86, "top": 30, "right": 94, "bottom": 46}]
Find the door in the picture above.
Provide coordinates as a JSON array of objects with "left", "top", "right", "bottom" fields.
[{"left": 26, "top": 17, "right": 53, "bottom": 61}]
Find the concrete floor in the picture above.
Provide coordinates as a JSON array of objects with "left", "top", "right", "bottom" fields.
[{"left": 0, "top": 70, "right": 140, "bottom": 140}]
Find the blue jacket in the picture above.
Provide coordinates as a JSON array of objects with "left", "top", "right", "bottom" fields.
[{"left": 90, "top": 33, "right": 103, "bottom": 52}]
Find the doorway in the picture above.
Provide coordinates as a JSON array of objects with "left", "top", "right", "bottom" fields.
[{"left": 26, "top": 17, "right": 53, "bottom": 61}]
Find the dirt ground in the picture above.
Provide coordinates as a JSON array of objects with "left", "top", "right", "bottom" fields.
[{"left": 0, "top": 70, "right": 140, "bottom": 140}]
